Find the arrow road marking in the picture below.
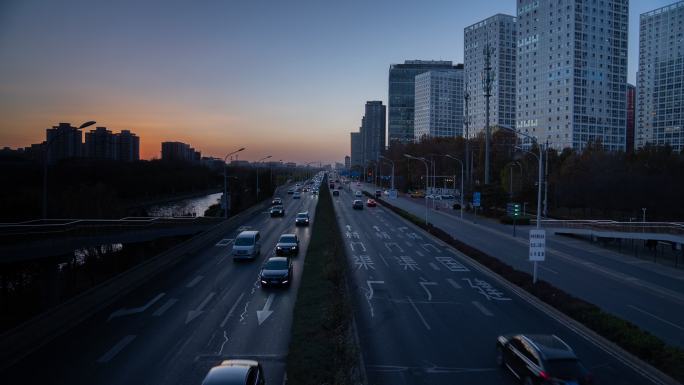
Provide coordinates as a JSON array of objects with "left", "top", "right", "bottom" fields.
[
  {"left": 109, "top": 293, "right": 165, "bottom": 321},
  {"left": 186, "top": 292, "right": 216, "bottom": 324},
  {"left": 419, "top": 281, "right": 438, "bottom": 301},
  {"left": 256, "top": 293, "right": 275, "bottom": 325}
]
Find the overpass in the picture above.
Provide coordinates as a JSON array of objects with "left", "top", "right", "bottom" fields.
[{"left": 542, "top": 220, "right": 684, "bottom": 249}]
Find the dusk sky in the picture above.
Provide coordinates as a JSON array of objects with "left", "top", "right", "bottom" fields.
[{"left": 0, "top": 0, "right": 672, "bottom": 163}]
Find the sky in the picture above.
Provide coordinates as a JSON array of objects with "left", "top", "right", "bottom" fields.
[{"left": 0, "top": 0, "right": 674, "bottom": 163}]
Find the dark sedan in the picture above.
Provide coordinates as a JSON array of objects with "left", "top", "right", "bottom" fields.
[
  {"left": 275, "top": 233, "right": 299, "bottom": 255},
  {"left": 496, "top": 334, "right": 593, "bottom": 385},
  {"left": 295, "top": 212, "right": 309, "bottom": 226},
  {"left": 269, "top": 205, "right": 285, "bottom": 217},
  {"left": 352, "top": 199, "right": 364, "bottom": 210},
  {"left": 201, "top": 359, "right": 265, "bottom": 385},
  {"left": 260, "top": 257, "right": 292, "bottom": 287}
]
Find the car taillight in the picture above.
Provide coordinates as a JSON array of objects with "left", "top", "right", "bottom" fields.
[{"left": 538, "top": 371, "right": 551, "bottom": 381}]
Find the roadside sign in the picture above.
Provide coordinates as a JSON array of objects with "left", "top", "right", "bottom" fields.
[
  {"left": 529, "top": 229, "right": 546, "bottom": 261},
  {"left": 506, "top": 203, "right": 521, "bottom": 217},
  {"left": 473, "top": 192, "right": 481, "bottom": 207},
  {"left": 389, "top": 189, "right": 398, "bottom": 199}
]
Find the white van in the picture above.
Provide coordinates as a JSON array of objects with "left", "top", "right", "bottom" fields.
[{"left": 232, "top": 230, "right": 261, "bottom": 260}]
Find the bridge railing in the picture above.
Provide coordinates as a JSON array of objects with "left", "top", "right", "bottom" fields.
[{"left": 541, "top": 219, "right": 684, "bottom": 238}]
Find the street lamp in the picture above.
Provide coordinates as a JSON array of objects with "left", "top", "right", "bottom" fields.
[
  {"left": 445, "top": 155, "right": 464, "bottom": 219},
  {"left": 508, "top": 161, "right": 523, "bottom": 200},
  {"left": 256, "top": 155, "right": 272, "bottom": 201},
  {"left": 379, "top": 155, "right": 395, "bottom": 191},
  {"left": 223, "top": 147, "right": 245, "bottom": 218},
  {"left": 42, "top": 120, "right": 96, "bottom": 219},
  {"left": 404, "top": 154, "right": 429, "bottom": 226}
]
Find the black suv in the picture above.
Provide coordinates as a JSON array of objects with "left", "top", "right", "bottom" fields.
[{"left": 496, "top": 334, "right": 592, "bottom": 385}]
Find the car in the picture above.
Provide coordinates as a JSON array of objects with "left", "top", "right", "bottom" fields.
[
  {"left": 375, "top": 190, "right": 382, "bottom": 198},
  {"left": 332, "top": 190, "right": 340, "bottom": 196},
  {"left": 287, "top": 189, "right": 294, "bottom": 195},
  {"left": 352, "top": 199, "right": 364, "bottom": 210},
  {"left": 271, "top": 197, "right": 282, "bottom": 205},
  {"left": 232, "top": 231, "right": 261, "bottom": 260},
  {"left": 366, "top": 199, "right": 377, "bottom": 207},
  {"left": 354, "top": 190, "right": 363, "bottom": 198},
  {"left": 260, "top": 256, "right": 293, "bottom": 287},
  {"left": 201, "top": 359, "right": 265, "bottom": 385},
  {"left": 441, "top": 194, "right": 455, "bottom": 200},
  {"left": 269, "top": 205, "right": 284, "bottom": 217},
  {"left": 275, "top": 233, "right": 299, "bottom": 255},
  {"left": 292, "top": 191, "right": 301, "bottom": 199},
  {"left": 295, "top": 212, "right": 310, "bottom": 226},
  {"left": 496, "top": 334, "right": 593, "bottom": 385}
]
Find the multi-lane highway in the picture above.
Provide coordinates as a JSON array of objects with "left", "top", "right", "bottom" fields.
[
  {"left": 356, "top": 183, "right": 684, "bottom": 349},
  {"left": 1, "top": 183, "right": 319, "bottom": 385},
  {"left": 333, "top": 186, "right": 665, "bottom": 385}
]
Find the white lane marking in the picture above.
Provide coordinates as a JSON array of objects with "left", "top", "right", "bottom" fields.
[
  {"left": 540, "top": 266, "right": 559, "bottom": 275},
  {"left": 108, "top": 293, "right": 165, "bottom": 321},
  {"left": 215, "top": 238, "right": 234, "bottom": 247},
  {"left": 407, "top": 297, "right": 431, "bottom": 330},
  {"left": 407, "top": 232, "right": 422, "bottom": 240},
  {"left": 153, "top": 298, "right": 178, "bottom": 317},
  {"left": 398, "top": 227, "right": 409, "bottom": 232},
  {"left": 419, "top": 281, "right": 438, "bottom": 301},
  {"left": 346, "top": 225, "right": 352, "bottom": 231},
  {"left": 422, "top": 243, "right": 441, "bottom": 253},
  {"left": 429, "top": 262, "right": 441, "bottom": 271},
  {"left": 381, "top": 231, "right": 391, "bottom": 239},
  {"left": 378, "top": 252, "right": 390, "bottom": 267},
  {"left": 97, "top": 335, "right": 136, "bottom": 363},
  {"left": 256, "top": 293, "right": 275, "bottom": 325},
  {"left": 217, "top": 330, "right": 229, "bottom": 355},
  {"left": 628, "top": 305, "right": 684, "bottom": 332},
  {"left": 366, "top": 364, "right": 496, "bottom": 373},
  {"left": 353, "top": 255, "right": 375, "bottom": 270},
  {"left": 220, "top": 292, "right": 246, "bottom": 328},
  {"left": 435, "top": 256, "right": 470, "bottom": 272},
  {"left": 350, "top": 242, "right": 366, "bottom": 252},
  {"left": 186, "top": 275, "right": 204, "bottom": 288},
  {"left": 365, "top": 281, "right": 385, "bottom": 318},
  {"left": 385, "top": 242, "right": 404, "bottom": 253},
  {"left": 415, "top": 251, "right": 425, "bottom": 257},
  {"left": 237, "top": 226, "right": 251, "bottom": 232},
  {"left": 373, "top": 225, "right": 381, "bottom": 232},
  {"left": 462, "top": 278, "right": 511, "bottom": 301},
  {"left": 239, "top": 301, "right": 250, "bottom": 324},
  {"left": 352, "top": 231, "right": 360, "bottom": 239},
  {"left": 186, "top": 292, "right": 216, "bottom": 324},
  {"left": 397, "top": 256, "right": 420, "bottom": 271},
  {"left": 446, "top": 278, "right": 462, "bottom": 289},
  {"left": 472, "top": 301, "right": 494, "bottom": 316},
  {"left": 405, "top": 241, "right": 413, "bottom": 247}
]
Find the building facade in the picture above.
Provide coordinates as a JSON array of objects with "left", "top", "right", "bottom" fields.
[
  {"left": 161, "top": 141, "right": 200, "bottom": 162},
  {"left": 464, "top": 14, "right": 517, "bottom": 139},
  {"left": 46, "top": 123, "right": 83, "bottom": 164},
  {"left": 85, "top": 127, "right": 118, "bottom": 160},
  {"left": 350, "top": 132, "right": 363, "bottom": 167},
  {"left": 361, "top": 101, "right": 386, "bottom": 165},
  {"left": 344, "top": 156, "right": 351, "bottom": 169},
  {"left": 388, "top": 60, "right": 459, "bottom": 144},
  {"left": 516, "top": 0, "right": 628, "bottom": 151},
  {"left": 414, "top": 68, "right": 465, "bottom": 140},
  {"left": 626, "top": 83, "right": 636, "bottom": 152},
  {"left": 636, "top": 1, "right": 684, "bottom": 152},
  {"left": 117, "top": 130, "right": 140, "bottom": 162}
]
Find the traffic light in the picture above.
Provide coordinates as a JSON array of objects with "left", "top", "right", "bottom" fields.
[{"left": 507, "top": 203, "right": 521, "bottom": 218}]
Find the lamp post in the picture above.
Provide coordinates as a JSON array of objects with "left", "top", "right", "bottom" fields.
[
  {"left": 42, "top": 120, "right": 96, "bottom": 219},
  {"left": 445, "top": 155, "right": 464, "bottom": 219},
  {"left": 404, "top": 154, "right": 429, "bottom": 225},
  {"left": 379, "top": 155, "right": 395, "bottom": 191},
  {"left": 256, "top": 155, "right": 272, "bottom": 201},
  {"left": 223, "top": 147, "right": 245, "bottom": 218},
  {"left": 508, "top": 161, "right": 522, "bottom": 200}
]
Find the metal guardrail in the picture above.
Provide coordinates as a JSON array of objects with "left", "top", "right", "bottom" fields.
[{"left": 541, "top": 220, "right": 684, "bottom": 238}]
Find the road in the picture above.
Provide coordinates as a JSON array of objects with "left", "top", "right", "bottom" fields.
[
  {"left": 356, "top": 183, "right": 684, "bottom": 349},
  {"left": 334, "top": 186, "right": 667, "bottom": 384},
  {"left": 1, "top": 187, "right": 319, "bottom": 385}
]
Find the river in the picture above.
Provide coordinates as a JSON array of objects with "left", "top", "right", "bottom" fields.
[{"left": 146, "top": 192, "right": 222, "bottom": 217}]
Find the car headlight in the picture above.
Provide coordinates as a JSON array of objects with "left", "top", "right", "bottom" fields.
[
  {"left": 277, "top": 246, "right": 282, "bottom": 250},
  {"left": 261, "top": 280, "right": 268, "bottom": 284},
  {"left": 282, "top": 280, "right": 289, "bottom": 284}
]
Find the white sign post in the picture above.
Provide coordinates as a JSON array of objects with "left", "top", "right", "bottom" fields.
[
  {"left": 389, "top": 189, "right": 398, "bottom": 200},
  {"left": 529, "top": 229, "right": 546, "bottom": 283}
]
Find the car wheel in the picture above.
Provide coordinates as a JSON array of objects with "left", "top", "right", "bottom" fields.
[
  {"left": 496, "top": 347, "right": 504, "bottom": 367},
  {"left": 523, "top": 377, "right": 534, "bottom": 385}
]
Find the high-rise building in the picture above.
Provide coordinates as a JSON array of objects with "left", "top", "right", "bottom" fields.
[
  {"left": 350, "top": 132, "right": 363, "bottom": 167},
  {"left": 464, "top": 14, "right": 517, "bottom": 138},
  {"left": 414, "top": 67, "right": 465, "bottom": 140},
  {"left": 344, "top": 156, "right": 351, "bottom": 170},
  {"left": 85, "top": 127, "right": 118, "bottom": 160},
  {"left": 636, "top": 1, "right": 684, "bottom": 152},
  {"left": 388, "top": 60, "right": 460, "bottom": 144},
  {"left": 161, "top": 141, "right": 200, "bottom": 162},
  {"left": 516, "top": 0, "right": 628, "bottom": 151},
  {"left": 117, "top": 130, "right": 140, "bottom": 162},
  {"left": 626, "top": 84, "right": 636, "bottom": 152},
  {"left": 45, "top": 123, "right": 83, "bottom": 164},
  {"left": 361, "top": 101, "right": 386, "bottom": 165}
]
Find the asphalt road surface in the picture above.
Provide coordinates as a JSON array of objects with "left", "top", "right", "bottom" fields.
[
  {"left": 356, "top": 183, "right": 684, "bottom": 349},
  {"left": 1, "top": 188, "right": 318, "bottom": 385},
  {"left": 334, "top": 186, "right": 665, "bottom": 385}
]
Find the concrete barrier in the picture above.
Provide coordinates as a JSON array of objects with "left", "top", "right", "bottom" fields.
[{"left": 0, "top": 198, "right": 271, "bottom": 370}]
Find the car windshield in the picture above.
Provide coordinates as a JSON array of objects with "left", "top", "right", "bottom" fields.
[
  {"left": 280, "top": 235, "right": 296, "bottom": 243},
  {"left": 296, "top": 214, "right": 307, "bottom": 218},
  {"left": 264, "top": 259, "right": 288, "bottom": 270},
  {"left": 545, "top": 359, "right": 584, "bottom": 379},
  {"left": 234, "top": 237, "right": 253, "bottom": 246}
]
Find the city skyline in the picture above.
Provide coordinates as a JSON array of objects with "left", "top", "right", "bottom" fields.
[{"left": 0, "top": 0, "right": 674, "bottom": 162}]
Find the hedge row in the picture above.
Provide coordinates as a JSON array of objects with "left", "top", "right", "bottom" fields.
[
  {"left": 364, "top": 191, "right": 684, "bottom": 382},
  {"left": 286, "top": 179, "right": 360, "bottom": 385}
]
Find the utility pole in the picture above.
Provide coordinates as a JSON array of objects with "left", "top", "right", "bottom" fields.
[
  {"left": 543, "top": 140, "right": 549, "bottom": 217},
  {"left": 464, "top": 89, "right": 470, "bottom": 191},
  {"left": 482, "top": 41, "right": 494, "bottom": 185}
]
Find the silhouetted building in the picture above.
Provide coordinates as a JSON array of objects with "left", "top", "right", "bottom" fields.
[
  {"left": 344, "top": 156, "right": 350, "bottom": 169},
  {"left": 361, "top": 101, "right": 386, "bottom": 165},
  {"left": 626, "top": 84, "right": 636, "bottom": 153},
  {"left": 117, "top": 130, "right": 140, "bottom": 162},
  {"left": 285, "top": 162, "right": 297, "bottom": 168},
  {"left": 350, "top": 132, "right": 362, "bottom": 167},
  {"left": 46, "top": 123, "right": 83, "bottom": 164},
  {"left": 161, "top": 141, "right": 200, "bottom": 162},
  {"left": 85, "top": 127, "right": 118, "bottom": 160}
]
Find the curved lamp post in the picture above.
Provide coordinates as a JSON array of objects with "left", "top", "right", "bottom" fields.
[
  {"left": 404, "top": 154, "right": 429, "bottom": 225},
  {"left": 223, "top": 147, "right": 245, "bottom": 218},
  {"left": 256, "top": 155, "right": 272, "bottom": 201}
]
